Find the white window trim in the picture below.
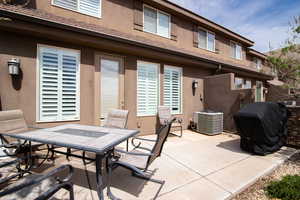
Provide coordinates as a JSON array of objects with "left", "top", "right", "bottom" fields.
[
  {"left": 36, "top": 44, "right": 81, "bottom": 123},
  {"left": 136, "top": 60, "right": 160, "bottom": 117},
  {"left": 51, "top": 0, "right": 102, "bottom": 18},
  {"left": 230, "top": 41, "right": 242, "bottom": 60},
  {"left": 143, "top": 4, "right": 171, "bottom": 39},
  {"left": 198, "top": 27, "right": 216, "bottom": 52},
  {"left": 164, "top": 65, "right": 183, "bottom": 115}
]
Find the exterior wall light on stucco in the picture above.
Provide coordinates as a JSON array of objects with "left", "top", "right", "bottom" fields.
[
  {"left": 192, "top": 80, "right": 198, "bottom": 89},
  {"left": 8, "top": 58, "right": 20, "bottom": 75}
]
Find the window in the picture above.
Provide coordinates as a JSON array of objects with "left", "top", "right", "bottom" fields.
[
  {"left": 164, "top": 66, "right": 182, "bottom": 114},
  {"left": 231, "top": 41, "right": 242, "bottom": 60},
  {"left": 255, "top": 58, "right": 262, "bottom": 70},
  {"left": 38, "top": 46, "right": 80, "bottom": 122},
  {"left": 53, "top": 0, "right": 101, "bottom": 18},
  {"left": 143, "top": 5, "right": 170, "bottom": 38},
  {"left": 235, "top": 77, "right": 252, "bottom": 89},
  {"left": 198, "top": 28, "right": 215, "bottom": 52},
  {"left": 235, "top": 77, "right": 243, "bottom": 89},
  {"left": 137, "top": 61, "right": 159, "bottom": 116},
  {"left": 255, "top": 81, "right": 263, "bottom": 102}
]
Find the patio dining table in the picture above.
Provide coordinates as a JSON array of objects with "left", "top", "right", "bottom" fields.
[{"left": 1, "top": 124, "right": 139, "bottom": 200}]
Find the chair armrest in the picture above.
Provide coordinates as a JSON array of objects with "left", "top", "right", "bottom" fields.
[
  {"left": 134, "top": 146, "right": 152, "bottom": 152},
  {"left": 28, "top": 126, "right": 44, "bottom": 130},
  {"left": 132, "top": 137, "right": 156, "bottom": 142},
  {"left": 115, "top": 148, "right": 153, "bottom": 157},
  {"left": 175, "top": 117, "right": 183, "bottom": 124},
  {"left": 0, "top": 157, "right": 23, "bottom": 169},
  {"left": 131, "top": 137, "right": 156, "bottom": 150},
  {"left": 0, "top": 142, "right": 20, "bottom": 149}
]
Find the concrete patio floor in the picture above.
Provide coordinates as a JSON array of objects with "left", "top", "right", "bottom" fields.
[{"left": 48, "top": 130, "right": 298, "bottom": 200}]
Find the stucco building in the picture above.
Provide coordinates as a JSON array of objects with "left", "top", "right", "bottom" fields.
[{"left": 0, "top": 0, "right": 273, "bottom": 134}]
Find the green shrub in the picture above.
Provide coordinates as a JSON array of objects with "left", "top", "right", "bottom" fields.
[{"left": 265, "top": 175, "right": 300, "bottom": 200}]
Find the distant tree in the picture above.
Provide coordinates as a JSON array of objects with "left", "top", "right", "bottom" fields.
[{"left": 267, "top": 16, "right": 300, "bottom": 88}]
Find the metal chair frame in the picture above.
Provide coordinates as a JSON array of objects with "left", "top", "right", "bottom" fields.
[
  {"left": 0, "top": 164, "right": 74, "bottom": 200},
  {"left": 106, "top": 119, "right": 175, "bottom": 200}
]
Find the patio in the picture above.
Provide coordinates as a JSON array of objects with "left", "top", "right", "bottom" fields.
[{"left": 41, "top": 130, "right": 298, "bottom": 200}]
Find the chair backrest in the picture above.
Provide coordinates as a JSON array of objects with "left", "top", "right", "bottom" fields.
[
  {"left": 0, "top": 110, "right": 28, "bottom": 134},
  {"left": 0, "top": 110, "right": 28, "bottom": 145},
  {"left": 103, "top": 109, "right": 129, "bottom": 129},
  {"left": 146, "top": 118, "right": 175, "bottom": 168},
  {"left": 158, "top": 106, "right": 172, "bottom": 125}
]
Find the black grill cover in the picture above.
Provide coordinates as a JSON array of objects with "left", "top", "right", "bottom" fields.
[{"left": 234, "top": 102, "right": 289, "bottom": 155}]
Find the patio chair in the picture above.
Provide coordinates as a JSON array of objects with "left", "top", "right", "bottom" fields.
[
  {"left": 78, "top": 109, "right": 130, "bottom": 163},
  {"left": 106, "top": 118, "right": 175, "bottom": 199},
  {"left": 0, "top": 110, "right": 50, "bottom": 166},
  {"left": 0, "top": 164, "right": 74, "bottom": 200},
  {"left": 103, "top": 109, "right": 129, "bottom": 129},
  {"left": 158, "top": 106, "right": 183, "bottom": 137}
]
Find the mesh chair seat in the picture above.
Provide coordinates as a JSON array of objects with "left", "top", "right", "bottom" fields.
[
  {"left": 0, "top": 174, "right": 56, "bottom": 200},
  {"left": 0, "top": 157, "right": 18, "bottom": 182},
  {"left": 118, "top": 149, "right": 148, "bottom": 169},
  {"left": 172, "top": 122, "right": 182, "bottom": 127}
]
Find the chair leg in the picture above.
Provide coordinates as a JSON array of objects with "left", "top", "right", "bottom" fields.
[
  {"left": 180, "top": 125, "right": 183, "bottom": 137},
  {"left": 107, "top": 162, "right": 121, "bottom": 200},
  {"left": 132, "top": 171, "right": 165, "bottom": 185},
  {"left": 66, "top": 148, "right": 71, "bottom": 161},
  {"left": 69, "top": 183, "right": 75, "bottom": 200}
]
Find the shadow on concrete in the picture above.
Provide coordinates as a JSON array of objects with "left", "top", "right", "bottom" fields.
[{"left": 216, "top": 138, "right": 249, "bottom": 154}]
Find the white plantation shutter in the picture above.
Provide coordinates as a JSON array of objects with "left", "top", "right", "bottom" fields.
[
  {"left": 137, "top": 61, "right": 159, "bottom": 116},
  {"left": 164, "top": 66, "right": 182, "bottom": 114},
  {"left": 79, "top": 0, "right": 101, "bottom": 17},
  {"left": 53, "top": 0, "right": 77, "bottom": 11},
  {"left": 53, "top": 0, "right": 101, "bottom": 18},
  {"left": 39, "top": 47, "right": 80, "bottom": 122},
  {"left": 39, "top": 48, "right": 60, "bottom": 121}
]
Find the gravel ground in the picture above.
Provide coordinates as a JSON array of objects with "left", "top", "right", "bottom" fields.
[{"left": 231, "top": 151, "right": 300, "bottom": 200}]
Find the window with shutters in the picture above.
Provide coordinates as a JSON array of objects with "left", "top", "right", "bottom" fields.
[
  {"left": 234, "top": 77, "right": 252, "bottom": 89},
  {"left": 52, "top": 0, "right": 101, "bottom": 18},
  {"left": 143, "top": 5, "right": 171, "bottom": 38},
  {"left": 230, "top": 41, "right": 242, "bottom": 60},
  {"left": 198, "top": 28, "right": 215, "bottom": 52},
  {"left": 254, "top": 57, "right": 262, "bottom": 70},
  {"left": 164, "top": 66, "right": 182, "bottom": 114},
  {"left": 37, "top": 45, "right": 80, "bottom": 122},
  {"left": 137, "top": 61, "right": 159, "bottom": 116}
]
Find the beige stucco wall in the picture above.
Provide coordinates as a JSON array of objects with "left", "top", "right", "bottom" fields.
[
  {"left": 204, "top": 73, "right": 256, "bottom": 131},
  {"left": 0, "top": 30, "right": 212, "bottom": 135},
  {"left": 25, "top": 0, "right": 264, "bottom": 73}
]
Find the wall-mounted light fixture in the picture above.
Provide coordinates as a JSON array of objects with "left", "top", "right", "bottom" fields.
[
  {"left": 192, "top": 80, "right": 198, "bottom": 89},
  {"left": 8, "top": 58, "right": 20, "bottom": 75}
]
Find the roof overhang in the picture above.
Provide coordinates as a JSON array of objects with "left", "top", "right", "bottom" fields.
[
  {"left": 267, "top": 79, "right": 285, "bottom": 86},
  {"left": 248, "top": 48, "right": 267, "bottom": 60},
  {"left": 0, "top": 5, "right": 273, "bottom": 81}
]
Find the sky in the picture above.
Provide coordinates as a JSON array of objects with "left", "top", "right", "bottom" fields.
[{"left": 169, "top": 0, "right": 300, "bottom": 53}]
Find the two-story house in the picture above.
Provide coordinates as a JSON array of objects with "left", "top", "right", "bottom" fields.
[{"left": 0, "top": 0, "right": 273, "bottom": 134}]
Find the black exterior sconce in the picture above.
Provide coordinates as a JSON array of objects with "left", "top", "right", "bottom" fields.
[
  {"left": 192, "top": 80, "right": 198, "bottom": 89},
  {"left": 8, "top": 58, "right": 20, "bottom": 76}
]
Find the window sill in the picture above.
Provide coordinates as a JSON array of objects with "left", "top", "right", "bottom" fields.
[
  {"left": 36, "top": 119, "right": 81, "bottom": 123},
  {"left": 143, "top": 30, "right": 171, "bottom": 40},
  {"left": 198, "top": 46, "right": 216, "bottom": 53}
]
